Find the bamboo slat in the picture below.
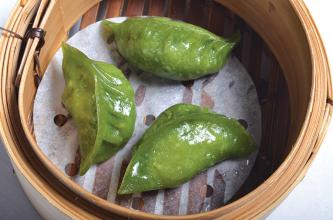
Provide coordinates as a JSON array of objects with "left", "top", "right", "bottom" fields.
[
  {"left": 124, "top": 0, "right": 145, "bottom": 16},
  {"left": 105, "top": 0, "right": 125, "bottom": 18},
  {"left": 147, "top": 0, "right": 165, "bottom": 16}
]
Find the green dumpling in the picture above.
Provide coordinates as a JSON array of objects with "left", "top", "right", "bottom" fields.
[
  {"left": 62, "top": 43, "right": 136, "bottom": 175},
  {"left": 102, "top": 17, "right": 240, "bottom": 81},
  {"left": 118, "top": 104, "right": 256, "bottom": 195}
]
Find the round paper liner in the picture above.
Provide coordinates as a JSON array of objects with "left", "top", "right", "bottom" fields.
[{"left": 33, "top": 17, "right": 261, "bottom": 215}]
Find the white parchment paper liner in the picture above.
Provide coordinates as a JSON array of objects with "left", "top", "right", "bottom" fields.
[{"left": 33, "top": 17, "right": 261, "bottom": 215}]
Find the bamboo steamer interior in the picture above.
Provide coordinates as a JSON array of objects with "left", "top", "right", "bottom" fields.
[{"left": 0, "top": 0, "right": 331, "bottom": 219}]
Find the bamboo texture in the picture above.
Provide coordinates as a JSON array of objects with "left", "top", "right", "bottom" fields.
[{"left": 0, "top": 0, "right": 331, "bottom": 219}]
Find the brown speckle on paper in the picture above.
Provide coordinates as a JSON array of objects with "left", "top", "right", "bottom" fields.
[
  {"left": 65, "top": 163, "right": 78, "bottom": 176},
  {"left": 135, "top": 85, "right": 146, "bottom": 106},
  {"left": 182, "top": 87, "right": 193, "bottom": 103},
  {"left": 188, "top": 172, "right": 207, "bottom": 214},
  {"left": 163, "top": 188, "right": 181, "bottom": 215},
  {"left": 201, "top": 90, "right": 215, "bottom": 109},
  {"left": 54, "top": 114, "right": 68, "bottom": 127},
  {"left": 210, "top": 170, "right": 226, "bottom": 209},
  {"left": 92, "top": 157, "right": 116, "bottom": 199},
  {"left": 144, "top": 114, "right": 156, "bottom": 126},
  {"left": 142, "top": 191, "right": 158, "bottom": 213}
]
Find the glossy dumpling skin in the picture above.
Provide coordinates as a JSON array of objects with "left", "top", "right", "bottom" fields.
[
  {"left": 62, "top": 43, "right": 136, "bottom": 175},
  {"left": 118, "top": 104, "right": 256, "bottom": 194},
  {"left": 102, "top": 17, "right": 240, "bottom": 81}
]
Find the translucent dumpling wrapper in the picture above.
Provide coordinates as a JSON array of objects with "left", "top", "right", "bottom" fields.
[
  {"left": 118, "top": 104, "right": 256, "bottom": 194},
  {"left": 62, "top": 43, "right": 136, "bottom": 175},
  {"left": 102, "top": 17, "right": 240, "bottom": 81}
]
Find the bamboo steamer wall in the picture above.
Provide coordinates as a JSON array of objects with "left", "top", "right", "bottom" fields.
[{"left": 0, "top": 0, "right": 331, "bottom": 219}]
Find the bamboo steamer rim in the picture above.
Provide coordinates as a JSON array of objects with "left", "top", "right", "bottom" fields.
[
  {"left": 0, "top": 0, "right": 332, "bottom": 219},
  {"left": 10, "top": 0, "right": 332, "bottom": 218},
  {"left": 14, "top": 0, "right": 333, "bottom": 219}
]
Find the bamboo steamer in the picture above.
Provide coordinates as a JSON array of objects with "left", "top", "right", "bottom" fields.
[{"left": 0, "top": 0, "right": 332, "bottom": 219}]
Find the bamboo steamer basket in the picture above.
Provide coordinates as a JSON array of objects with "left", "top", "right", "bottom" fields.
[{"left": 0, "top": 0, "right": 332, "bottom": 219}]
